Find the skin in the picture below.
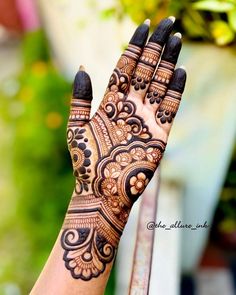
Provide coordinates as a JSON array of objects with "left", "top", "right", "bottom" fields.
[{"left": 30, "top": 17, "right": 186, "bottom": 295}]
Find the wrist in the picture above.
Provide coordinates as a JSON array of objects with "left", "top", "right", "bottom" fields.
[{"left": 60, "top": 190, "right": 124, "bottom": 280}]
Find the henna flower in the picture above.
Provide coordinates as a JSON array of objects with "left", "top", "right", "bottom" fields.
[
  {"left": 101, "top": 178, "right": 117, "bottom": 197},
  {"left": 104, "top": 162, "right": 121, "bottom": 178},
  {"left": 146, "top": 147, "right": 162, "bottom": 163},
  {"left": 113, "top": 119, "right": 132, "bottom": 143},
  {"left": 109, "top": 197, "right": 128, "bottom": 221},
  {"left": 131, "top": 75, "right": 149, "bottom": 91},
  {"left": 119, "top": 209, "right": 129, "bottom": 223},
  {"left": 130, "top": 172, "right": 149, "bottom": 195},
  {"left": 116, "top": 152, "right": 132, "bottom": 166},
  {"left": 156, "top": 107, "right": 175, "bottom": 124},
  {"left": 130, "top": 147, "right": 146, "bottom": 161},
  {"left": 146, "top": 90, "right": 162, "bottom": 104}
]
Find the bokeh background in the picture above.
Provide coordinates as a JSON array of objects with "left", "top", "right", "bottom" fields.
[{"left": 0, "top": 0, "right": 235, "bottom": 295}]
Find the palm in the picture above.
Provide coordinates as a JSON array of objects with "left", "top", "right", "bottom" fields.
[{"left": 61, "top": 17, "right": 186, "bottom": 281}]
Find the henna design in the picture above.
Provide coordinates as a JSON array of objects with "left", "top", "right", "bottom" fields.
[
  {"left": 130, "top": 18, "right": 175, "bottom": 92},
  {"left": 156, "top": 89, "right": 181, "bottom": 124},
  {"left": 108, "top": 44, "right": 141, "bottom": 93},
  {"left": 61, "top": 18, "right": 186, "bottom": 281},
  {"left": 68, "top": 99, "right": 91, "bottom": 127},
  {"left": 146, "top": 60, "right": 175, "bottom": 104},
  {"left": 146, "top": 35, "right": 182, "bottom": 106},
  {"left": 156, "top": 68, "right": 186, "bottom": 124},
  {"left": 61, "top": 227, "right": 115, "bottom": 280},
  {"left": 67, "top": 127, "right": 92, "bottom": 193},
  {"left": 131, "top": 43, "right": 162, "bottom": 91},
  {"left": 101, "top": 98, "right": 151, "bottom": 144},
  {"left": 93, "top": 141, "right": 165, "bottom": 221}
]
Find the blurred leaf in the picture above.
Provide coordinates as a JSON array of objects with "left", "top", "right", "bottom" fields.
[
  {"left": 182, "top": 8, "right": 210, "bottom": 38},
  {"left": 193, "top": 0, "right": 235, "bottom": 12},
  {"left": 22, "top": 30, "right": 49, "bottom": 66},
  {"left": 228, "top": 8, "right": 236, "bottom": 31},
  {"left": 210, "top": 20, "right": 235, "bottom": 45},
  {"left": 219, "top": 218, "right": 236, "bottom": 233},
  {"left": 100, "top": 7, "right": 118, "bottom": 20}
]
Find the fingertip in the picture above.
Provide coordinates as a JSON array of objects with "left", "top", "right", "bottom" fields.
[
  {"left": 168, "top": 16, "right": 176, "bottom": 23},
  {"left": 149, "top": 18, "right": 174, "bottom": 45},
  {"left": 130, "top": 22, "right": 149, "bottom": 47},
  {"left": 79, "top": 65, "right": 85, "bottom": 71},
  {"left": 144, "top": 19, "right": 151, "bottom": 27},
  {"left": 169, "top": 68, "right": 187, "bottom": 93},
  {"left": 173, "top": 32, "right": 182, "bottom": 39},
  {"left": 161, "top": 35, "right": 182, "bottom": 63},
  {"left": 73, "top": 70, "right": 93, "bottom": 100}
]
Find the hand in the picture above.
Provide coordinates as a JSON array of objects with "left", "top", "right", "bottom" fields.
[{"left": 61, "top": 17, "right": 186, "bottom": 281}]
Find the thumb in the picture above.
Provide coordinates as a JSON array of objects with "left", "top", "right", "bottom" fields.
[{"left": 68, "top": 65, "right": 93, "bottom": 127}]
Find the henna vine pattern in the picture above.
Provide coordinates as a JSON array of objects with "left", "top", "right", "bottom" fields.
[{"left": 61, "top": 18, "right": 186, "bottom": 281}]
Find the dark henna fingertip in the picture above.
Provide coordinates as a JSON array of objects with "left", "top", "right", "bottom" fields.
[
  {"left": 149, "top": 18, "right": 174, "bottom": 45},
  {"left": 169, "top": 68, "right": 186, "bottom": 93},
  {"left": 161, "top": 35, "right": 182, "bottom": 64},
  {"left": 73, "top": 70, "right": 93, "bottom": 100},
  {"left": 130, "top": 23, "right": 149, "bottom": 47}
]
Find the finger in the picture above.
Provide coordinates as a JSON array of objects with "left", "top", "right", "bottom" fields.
[
  {"left": 130, "top": 16, "right": 175, "bottom": 100},
  {"left": 106, "top": 20, "right": 150, "bottom": 95},
  {"left": 145, "top": 33, "right": 182, "bottom": 111},
  {"left": 155, "top": 67, "right": 186, "bottom": 135},
  {"left": 68, "top": 66, "right": 93, "bottom": 127}
]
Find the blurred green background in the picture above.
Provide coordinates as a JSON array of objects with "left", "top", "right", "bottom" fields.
[{"left": 0, "top": 0, "right": 235, "bottom": 294}]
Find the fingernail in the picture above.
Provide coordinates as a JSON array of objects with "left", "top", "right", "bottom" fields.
[
  {"left": 144, "top": 19, "right": 151, "bottom": 26},
  {"left": 179, "top": 65, "right": 186, "bottom": 70},
  {"left": 79, "top": 65, "right": 85, "bottom": 71},
  {"left": 174, "top": 32, "right": 182, "bottom": 39},
  {"left": 168, "top": 16, "right": 176, "bottom": 23}
]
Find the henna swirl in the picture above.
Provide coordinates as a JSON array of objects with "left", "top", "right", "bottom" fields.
[{"left": 61, "top": 228, "right": 115, "bottom": 280}]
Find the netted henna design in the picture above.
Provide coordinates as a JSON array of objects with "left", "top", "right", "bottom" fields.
[{"left": 61, "top": 18, "right": 186, "bottom": 281}]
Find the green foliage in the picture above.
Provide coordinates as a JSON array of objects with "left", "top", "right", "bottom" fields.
[
  {"left": 0, "top": 30, "right": 72, "bottom": 294},
  {"left": 102, "top": 0, "right": 236, "bottom": 46}
]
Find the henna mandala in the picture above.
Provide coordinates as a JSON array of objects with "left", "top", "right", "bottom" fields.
[{"left": 61, "top": 18, "right": 186, "bottom": 281}]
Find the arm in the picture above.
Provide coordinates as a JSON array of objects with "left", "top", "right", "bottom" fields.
[{"left": 30, "top": 17, "right": 186, "bottom": 295}]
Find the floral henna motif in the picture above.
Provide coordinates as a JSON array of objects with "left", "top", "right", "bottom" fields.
[
  {"left": 67, "top": 128, "right": 92, "bottom": 193},
  {"left": 130, "top": 172, "right": 149, "bottom": 195},
  {"left": 93, "top": 140, "right": 166, "bottom": 225},
  {"left": 101, "top": 97, "right": 151, "bottom": 144},
  {"left": 156, "top": 89, "right": 181, "bottom": 124},
  {"left": 146, "top": 60, "right": 175, "bottom": 104},
  {"left": 108, "top": 44, "right": 141, "bottom": 93},
  {"left": 131, "top": 42, "right": 162, "bottom": 91}
]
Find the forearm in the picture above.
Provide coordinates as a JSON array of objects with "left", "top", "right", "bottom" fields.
[{"left": 30, "top": 191, "right": 116, "bottom": 295}]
